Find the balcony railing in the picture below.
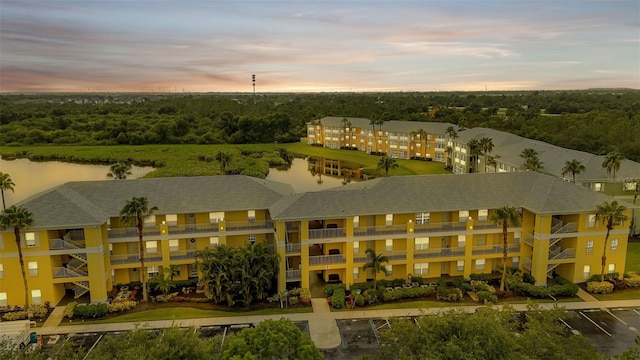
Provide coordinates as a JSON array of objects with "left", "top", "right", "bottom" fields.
[
  {"left": 414, "top": 222, "right": 466, "bottom": 234},
  {"left": 309, "top": 228, "right": 346, "bottom": 240},
  {"left": 110, "top": 252, "right": 162, "bottom": 265},
  {"left": 354, "top": 225, "right": 407, "bottom": 237},
  {"left": 414, "top": 246, "right": 465, "bottom": 259},
  {"left": 471, "top": 244, "right": 521, "bottom": 256},
  {"left": 385, "top": 250, "right": 407, "bottom": 261},
  {"left": 549, "top": 248, "right": 576, "bottom": 261},
  {"left": 169, "top": 250, "right": 196, "bottom": 261},
  {"left": 353, "top": 253, "right": 369, "bottom": 263},
  {"left": 522, "top": 258, "right": 532, "bottom": 271},
  {"left": 108, "top": 226, "right": 161, "bottom": 239},
  {"left": 553, "top": 222, "right": 578, "bottom": 234},
  {"left": 52, "top": 267, "right": 88, "bottom": 278},
  {"left": 286, "top": 243, "right": 301, "bottom": 254},
  {"left": 226, "top": 220, "right": 273, "bottom": 232},
  {"left": 49, "top": 238, "right": 85, "bottom": 250},
  {"left": 309, "top": 254, "right": 346, "bottom": 266},
  {"left": 169, "top": 223, "right": 218, "bottom": 234},
  {"left": 472, "top": 221, "right": 499, "bottom": 230},
  {"left": 286, "top": 270, "right": 302, "bottom": 281},
  {"left": 522, "top": 233, "right": 534, "bottom": 247}
]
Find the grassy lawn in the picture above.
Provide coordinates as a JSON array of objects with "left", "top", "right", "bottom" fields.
[
  {"left": 0, "top": 142, "right": 450, "bottom": 178},
  {"left": 625, "top": 242, "right": 640, "bottom": 273},
  {"left": 590, "top": 287, "right": 640, "bottom": 301},
  {"left": 61, "top": 306, "right": 313, "bottom": 325}
]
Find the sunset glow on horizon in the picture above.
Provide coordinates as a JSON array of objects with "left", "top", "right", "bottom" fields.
[{"left": 1, "top": 0, "right": 639, "bottom": 93}]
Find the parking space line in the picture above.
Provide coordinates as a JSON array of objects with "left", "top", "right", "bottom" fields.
[
  {"left": 559, "top": 318, "right": 572, "bottom": 329},
  {"left": 82, "top": 334, "right": 103, "bottom": 360},
  {"left": 580, "top": 312, "right": 611, "bottom": 337},
  {"left": 606, "top": 310, "right": 628, "bottom": 325},
  {"left": 634, "top": 309, "right": 640, "bottom": 316}
]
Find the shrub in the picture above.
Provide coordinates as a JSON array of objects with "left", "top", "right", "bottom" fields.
[
  {"left": 108, "top": 301, "right": 138, "bottom": 313},
  {"left": 354, "top": 293, "right": 365, "bottom": 307},
  {"left": 362, "top": 289, "right": 380, "bottom": 304},
  {"left": 390, "top": 278, "right": 405, "bottom": 288},
  {"left": 298, "top": 288, "right": 312, "bottom": 304},
  {"left": 350, "top": 282, "right": 374, "bottom": 294},
  {"left": 29, "top": 305, "right": 48, "bottom": 319},
  {"left": 288, "top": 296, "right": 299, "bottom": 306},
  {"left": 63, "top": 302, "right": 77, "bottom": 319},
  {"left": 410, "top": 276, "right": 424, "bottom": 285},
  {"left": 73, "top": 303, "right": 108, "bottom": 319},
  {"left": 522, "top": 273, "right": 536, "bottom": 284},
  {"left": 469, "top": 273, "right": 492, "bottom": 282},
  {"left": 331, "top": 288, "right": 346, "bottom": 309},
  {"left": 587, "top": 281, "right": 614, "bottom": 294},
  {"left": 470, "top": 280, "right": 495, "bottom": 294},
  {"left": 477, "top": 291, "right": 498, "bottom": 304},
  {"left": 436, "top": 288, "right": 463, "bottom": 301},
  {"left": 624, "top": 272, "right": 640, "bottom": 287},
  {"left": 2, "top": 311, "right": 28, "bottom": 321},
  {"left": 324, "top": 284, "right": 345, "bottom": 298},
  {"left": 382, "top": 286, "right": 435, "bottom": 302},
  {"left": 588, "top": 272, "right": 619, "bottom": 282}
]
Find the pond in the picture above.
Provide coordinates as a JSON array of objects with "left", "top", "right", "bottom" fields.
[{"left": 0, "top": 156, "right": 364, "bottom": 207}]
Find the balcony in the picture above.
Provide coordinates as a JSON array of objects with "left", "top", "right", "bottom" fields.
[
  {"left": 226, "top": 220, "right": 273, "bottom": 232},
  {"left": 309, "top": 227, "right": 346, "bottom": 240},
  {"left": 286, "top": 270, "right": 302, "bottom": 281},
  {"left": 522, "top": 233, "right": 534, "bottom": 247},
  {"left": 414, "top": 246, "right": 465, "bottom": 259},
  {"left": 108, "top": 226, "right": 161, "bottom": 239},
  {"left": 169, "top": 223, "right": 218, "bottom": 234},
  {"left": 548, "top": 248, "right": 576, "bottom": 261},
  {"left": 285, "top": 243, "right": 301, "bottom": 254},
  {"left": 522, "top": 258, "right": 532, "bottom": 271},
  {"left": 49, "top": 238, "right": 85, "bottom": 250},
  {"left": 553, "top": 222, "right": 578, "bottom": 234},
  {"left": 353, "top": 253, "right": 368, "bottom": 263},
  {"left": 354, "top": 225, "right": 406, "bottom": 237},
  {"left": 309, "top": 254, "right": 346, "bottom": 266},
  {"left": 414, "top": 222, "right": 466, "bottom": 234},
  {"left": 472, "top": 221, "right": 498, "bottom": 230},
  {"left": 110, "top": 252, "right": 162, "bottom": 265},
  {"left": 169, "top": 250, "right": 197, "bottom": 261},
  {"left": 471, "top": 244, "right": 521, "bottom": 256},
  {"left": 52, "top": 267, "right": 88, "bottom": 278}
]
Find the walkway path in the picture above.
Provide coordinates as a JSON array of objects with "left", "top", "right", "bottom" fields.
[{"left": 37, "top": 298, "right": 640, "bottom": 349}]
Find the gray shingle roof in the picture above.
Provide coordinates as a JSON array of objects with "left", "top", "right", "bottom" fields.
[
  {"left": 455, "top": 127, "right": 640, "bottom": 181},
  {"left": 316, "top": 117, "right": 457, "bottom": 134},
  {"left": 269, "top": 171, "right": 636, "bottom": 220},
  {"left": 19, "top": 176, "right": 295, "bottom": 229}
]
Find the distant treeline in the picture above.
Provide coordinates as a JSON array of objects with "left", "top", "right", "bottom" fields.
[{"left": 1, "top": 90, "right": 639, "bottom": 161}]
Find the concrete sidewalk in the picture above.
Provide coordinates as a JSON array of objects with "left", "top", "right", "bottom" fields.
[{"left": 35, "top": 298, "right": 640, "bottom": 349}]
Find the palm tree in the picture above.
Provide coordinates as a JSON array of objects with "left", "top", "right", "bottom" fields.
[
  {"left": 107, "top": 162, "right": 132, "bottom": 180},
  {"left": 479, "top": 137, "right": 494, "bottom": 173},
  {"left": 519, "top": 148, "right": 538, "bottom": 162},
  {"left": 215, "top": 151, "right": 233, "bottom": 175},
  {"left": 377, "top": 155, "right": 398, "bottom": 176},
  {"left": 0, "top": 205, "right": 34, "bottom": 307},
  {"left": 0, "top": 172, "right": 15, "bottom": 210},
  {"left": 369, "top": 118, "right": 377, "bottom": 154},
  {"left": 149, "top": 273, "right": 174, "bottom": 297},
  {"left": 164, "top": 264, "right": 180, "bottom": 280},
  {"left": 363, "top": 248, "right": 389, "bottom": 285},
  {"left": 467, "top": 139, "right": 482, "bottom": 173},
  {"left": 445, "top": 126, "right": 458, "bottom": 141},
  {"left": 595, "top": 201, "right": 628, "bottom": 282},
  {"left": 602, "top": 151, "right": 625, "bottom": 183},
  {"left": 486, "top": 155, "right": 500, "bottom": 173},
  {"left": 520, "top": 148, "right": 543, "bottom": 171},
  {"left": 561, "top": 159, "right": 586, "bottom": 183},
  {"left": 489, "top": 206, "right": 521, "bottom": 291},
  {"left": 119, "top": 197, "right": 158, "bottom": 302}
]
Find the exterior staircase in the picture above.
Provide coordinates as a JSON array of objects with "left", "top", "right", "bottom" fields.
[{"left": 72, "top": 281, "right": 90, "bottom": 298}]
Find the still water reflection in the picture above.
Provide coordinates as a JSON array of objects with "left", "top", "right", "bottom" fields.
[
  {"left": 266, "top": 158, "right": 347, "bottom": 193},
  {"left": 0, "top": 158, "right": 153, "bottom": 205}
]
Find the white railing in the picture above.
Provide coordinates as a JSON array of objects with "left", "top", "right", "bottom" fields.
[
  {"left": 414, "top": 246, "right": 465, "bottom": 259},
  {"left": 354, "top": 224, "right": 407, "bottom": 237},
  {"left": 309, "top": 254, "right": 346, "bottom": 266},
  {"left": 473, "top": 221, "right": 498, "bottom": 230},
  {"left": 286, "top": 270, "right": 302, "bottom": 281},
  {"left": 286, "top": 243, "right": 301, "bottom": 254},
  {"left": 549, "top": 248, "right": 576, "bottom": 261},
  {"left": 52, "top": 267, "right": 88, "bottom": 278},
  {"left": 522, "top": 258, "right": 533, "bottom": 271},
  {"left": 554, "top": 222, "right": 577, "bottom": 234},
  {"left": 169, "top": 250, "right": 197, "bottom": 261},
  {"left": 414, "top": 222, "right": 467, "bottom": 234},
  {"left": 49, "top": 238, "right": 85, "bottom": 250},
  {"left": 309, "top": 228, "right": 346, "bottom": 239},
  {"left": 108, "top": 226, "right": 161, "bottom": 239}
]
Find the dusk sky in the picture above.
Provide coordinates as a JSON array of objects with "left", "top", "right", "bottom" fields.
[{"left": 1, "top": 1, "right": 639, "bottom": 93}]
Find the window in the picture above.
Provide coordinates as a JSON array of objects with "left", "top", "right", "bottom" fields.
[
  {"left": 414, "top": 263, "right": 429, "bottom": 275},
  {"left": 248, "top": 234, "right": 256, "bottom": 243},
  {"left": 478, "top": 209, "right": 488, "bottom": 221},
  {"left": 384, "top": 265, "right": 392, "bottom": 276},
  {"left": 353, "top": 216, "right": 360, "bottom": 228},
  {"left": 593, "top": 183, "right": 602, "bottom": 192},
  {"left": 457, "top": 260, "right": 464, "bottom": 272},
  {"left": 415, "top": 237, "right": 430, "bottom": 250},
  {"left": 111, "top": 269, "right": 115, "bottom": 282},
  {"left": 586, "top": 240, "right": 594, "bottom": 254},
  {"left": 512, "top": 256, "right": 520, "bottom": 267},
  {"left": 169, "top": 239, "right": 179, "bottom": 252},
  {"left": 353, "top": 268, "right": 359, "bottom": 280},
  {"left": 144, "top": 215, "right": 156, "bottom": 225},
  {"left": 353, "top": 241, "right": 359, "bottom": 253},
  {"left": 608, "top": 264, "right": 615, "bottom": 273},
  {"left": 611, "top": 239, "right": 618, "bottom": 252},
  {"left": 209, "top": 212, "right": 224, "bottom": 224},
  {"left": 415, "top": 212, "right": 430, "bottom": 225},
  {"left": 475, "top": 259, "right": 486, "bottom": 270},
  {"left": 385, "top": 214, "right": 393, "bottom": 226},
  {"left": 0, "top": 292, "right": 7, "bottom": 306},
  {"left": 459, "top": 210, "right": 469, "bottom": 222},
  {"left": 583, "top": 265, "right": 591, "bottom": 279},
  {"left": 457, "top": 235, "right": 466, "bottom": 248},
  {"left": 165, "top": 214, "right": 178, "bottom": 226},
  {"left": 248, "top": 210, "right": 256, "bottom": 222},
  {"left": 28, "top": 261, "right": 38, "bottom": 276},
  {"left": 624, "top": 181, "right": 638, "bottom": 191},
  {"left": 25, "top": 232, "right": 36, "bottom": 247},
  {"left": 146, "top": 241, "right": 158, "bottom": 253},
  {"left": 209, "top": 237, "right": 219, "bottom": 247},
  {"left": 588, "top": 214, "right": 596, "bottom": 228},
  {"left": 0, "top": 264, "right": 3, "bottom": 279},
  {"left": 148, "top": 266, "right": 159, "bottom": 277},
  {"left": 386, "top": 239, "right": 393, "bottom": 251},
  {"left": 31, "top": 289, "right": 42, "bottom": 305}
]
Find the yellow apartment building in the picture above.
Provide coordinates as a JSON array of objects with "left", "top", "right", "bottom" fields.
[{"left": 0, "top": 172, "right": 634, "bottom": 307}]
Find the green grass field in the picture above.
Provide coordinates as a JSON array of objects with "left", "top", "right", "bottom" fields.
[
  {"left": 625, "top": 242, "right": 640, "bottom": 273},
  {"left": 0, "top": 142, "right": 450, "bottom": 178}
]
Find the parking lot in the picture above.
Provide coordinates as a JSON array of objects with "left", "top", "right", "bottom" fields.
[{"left": 563, "top": 308, "right": 640, "bottom": 355}]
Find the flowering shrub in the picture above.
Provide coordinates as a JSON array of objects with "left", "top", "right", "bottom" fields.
[
  {"left": 30, "top": 305, "right": 48, "bottom": 319},
  {"left": 63, "top": 302, "right": 77, "bottom": 319},
  {"left": 586, "top": 281, "right": 614, "bottom": 294},
  {"left": 624, "top": 272, "right": 640, "bottom": 287},
  {"left": 1, "top": 311, "right": 28, "bottom": 321},
  {"left": 436, "top": 288, "right": 463, "bottom": 301},
  {"left": 108, "top": 301, "right": 137, "bottom": 313}
]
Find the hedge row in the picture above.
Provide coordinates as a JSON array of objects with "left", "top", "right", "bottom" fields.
[
  {"left": 586, "top": 281, "right": 614, "bottom": 294},
  {"left": 382, "top": 286, "right": 435, "bottom": 302},
  {"left": 511, "top": 276, "right": 578, "bottom": 298},
  {"left": 73, "top": 303, "right": 108, "bottom": 318}
]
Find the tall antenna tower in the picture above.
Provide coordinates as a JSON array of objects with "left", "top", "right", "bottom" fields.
[{"left": 252, "top": 74, "right": 256, "bottom": 104}]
